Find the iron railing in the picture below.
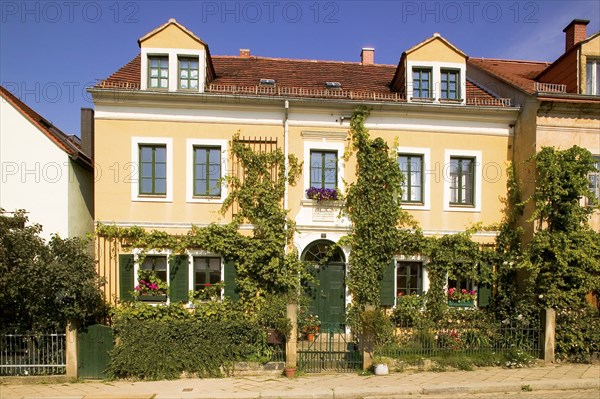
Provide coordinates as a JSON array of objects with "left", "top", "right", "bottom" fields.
[
  {"left": 377, "top": 317, "right": 542, "bottom": 362},
  {"left": 0, "top": 333, "right": 66, "bottom": 376}
]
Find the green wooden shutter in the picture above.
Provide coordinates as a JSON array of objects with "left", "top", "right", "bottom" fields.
[
  {"left": 169, "top": 255, "right": 189, "bottom": 302},
  {"left": 478, "top": 261, "right": 492, "bottom": 308},
  {"left": 379, "top": 260, "right": 396, "bottom": 307},
  {"left": 224, "top": 260, "right": 238, "bottom": 302},
  {"left": 478, "top": 285, "right": 492, "bottom": 307},
  {"left": 118, "top": 254, "right": 135, "bottom": 302}
]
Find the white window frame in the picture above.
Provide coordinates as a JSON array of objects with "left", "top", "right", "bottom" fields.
[
  {"left": 303, "top": 140, "right": 345, "bottom": 196},
  {"left": 443, "top": 149, "right": 482, "bottom": 212},
  {"left": 586, "top": 58, "right": 600, "bottom": 95},
  {"left": 186, "top": 139, "right": 228, "bottom": 203},
  {"left": 131, "top": 137, "right": 173, "bottom": 202},
  {"left": 133, "top": 249, "right": 171, "bottom": 304},
  {"left": 406, "top": 61, "right": 466, "bottom": 105},
  {"left": 396, "top": 147, "right": 431, "bottom": 210},
  {"left": 188, "top": 250, "right": 224, "bottom": 300},
  {"left": 141, "top": 47, "right": 206, "bottom": 93},
  {"left": 393, "top": 255, "right": 429, "bottom": 307}
]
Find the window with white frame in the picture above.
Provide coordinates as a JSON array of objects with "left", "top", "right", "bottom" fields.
[
  {"left": 444, "top": 150, "right": 481, "bottom": 212},
  {"left": 132, "top": 137, "right": 173, "bottom": 202},
  {"left": 193, "top": 146, "right": 221, "bottom": 197},
  {"left": 412, "top": 68, "right": 432, "bottom": 99},
  {"left": 586, "top": 59, "right": 600, "bottom": 95},
  {"left": 396, "top": 261, "right": 423, "bottom": 296},
  {"left": 186, "top": 139, "right": 227, "bottom": 203},
  {"left": 139, "top": 144, "right": 167, "bottom": 196},
  {"left": 398, "top": 154, "right": 423, "bottom": 203},
  {"left": 449, "top": 157, "right": 475, "bottom": 205},
  {"left": 148, "top": 56, "right": 169, "bottom": 89},
  {"left": 193, "top": 256, "right": 222, "bottom": 292},
  {"left": 310, "top": 150, "right": 338, "bottom": 190},
  {"left": 441, "top": 69, "right": 460, "bottom": 100},
  {"left": 179, "top": 57, "right": 199, "bottom": 90}
]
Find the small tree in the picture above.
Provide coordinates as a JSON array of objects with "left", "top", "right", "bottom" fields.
[{"left": 0, "top": 210, "right": 107, "bottom": 332}]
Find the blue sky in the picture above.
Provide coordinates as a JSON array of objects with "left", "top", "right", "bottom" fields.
[{"left": 1, "top": 0, "right": 599, "bottom": 137}]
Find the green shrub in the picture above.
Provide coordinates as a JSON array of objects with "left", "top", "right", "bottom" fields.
[
  {"left": 556, "top": 306, "right": 600, "bottom": 363},
  {"left": 107, "top": 302, "right": 268, "bottom": 380}
]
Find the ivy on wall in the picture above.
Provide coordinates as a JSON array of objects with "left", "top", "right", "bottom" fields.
[{"left": 97, "top": 132, "right": 304, "bottom": 311}]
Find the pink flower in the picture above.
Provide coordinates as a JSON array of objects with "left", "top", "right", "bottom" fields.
[{"left": 135, "top": 286, "right": 141, "bottom": 291}]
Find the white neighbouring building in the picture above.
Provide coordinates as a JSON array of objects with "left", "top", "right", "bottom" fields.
[{"left": 0, "top": 85, "right": 94, "bottom": 240}]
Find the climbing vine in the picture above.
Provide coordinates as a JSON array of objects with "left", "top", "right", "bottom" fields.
[
  {"left": 97, "top": 132, "right": 304, "bottom": 312},
  {"left": 344, "top": 106, "right": 414, "bottom": 306}
]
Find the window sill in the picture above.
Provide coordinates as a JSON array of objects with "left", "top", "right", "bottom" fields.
[
  {"left": 301, "top": 199, "right": 344, "bottom": 207},
  {"left": 410, "top": 97, "right": 435, "bottom": 103}
]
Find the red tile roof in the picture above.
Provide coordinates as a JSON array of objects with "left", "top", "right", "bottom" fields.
[
  {"left": 468, "top": 58, "right": 550, "bottom": 94},
  {"left": 98, "top": 54, "right": 508, "bottom": 106},
  {"left": 0, "top": 85, "right": 92, "bottom": 169}
]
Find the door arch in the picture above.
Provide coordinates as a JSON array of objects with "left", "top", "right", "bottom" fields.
[{"left": 301, "top": 240, "right": 346, "bottom": 329}]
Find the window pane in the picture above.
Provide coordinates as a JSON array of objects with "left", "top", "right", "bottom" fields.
[
  {"left": 180, "top": 60, "right": 188, "bottom": 69},
  {"left": 141, "top": 178, "right": 153, "bottom": 193},
  {"left": 154, "top": 163, "right": 166, "bottom": 179},
  {"left": 587, "top": 62, "right": 593, "bottom": 94},
  {"left": 140, "top": 146, "right": 153, "bottom": 162},
  {"left": 141, "top": 163, "right": 153, "bottom": 178},
  {"left": 155, "top": 178, "right": 166, "bottom": 194},
  {"left": 142, "top": 256, "right": 167, "bottom": 282},
  {"left": 310, "top": 152, "right": 323, "bottom": 187},
  {"left": 160, "top": 58, "right": 168, "bottom": 68}
]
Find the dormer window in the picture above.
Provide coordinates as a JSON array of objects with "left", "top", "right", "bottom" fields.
[
  {"left": 148, "top": 56, "right": 169, "bottom": 89},
  {"left": 325, "top": 82, "right": 342, "bottom": 90},
  {"left": 179, "top": 57, "right": 199, "bottom": 90},
  {"left": 441, "top": 69, "right": 460, "bottom": 100},
  {"left": 412, "top": 68, "right": 432, "bottom": 99},
  {"left": 259, "top": 78, "right": 276, "bottom": 86}
]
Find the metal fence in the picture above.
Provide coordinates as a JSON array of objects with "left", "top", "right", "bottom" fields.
[
  {"left": 377, "top": 317, "right": 542, "bottom": 361},
  {"left": 0, "top": 334, "right": 66, "bottom": 376}
]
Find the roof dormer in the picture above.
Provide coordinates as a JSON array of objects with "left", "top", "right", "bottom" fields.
[
  {"left": 139, "top": 19, "right": 215, "bottom": 93},
  {"left": 391, "top": 33, "right": 467, "bottom": 104}
]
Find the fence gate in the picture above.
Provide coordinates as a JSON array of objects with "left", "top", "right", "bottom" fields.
[
  {"left": 77, "top": 324, "right": 113, "bottom": 379},
  {"left": 298, "top": 326, "right": 362, "bottom": 373}
]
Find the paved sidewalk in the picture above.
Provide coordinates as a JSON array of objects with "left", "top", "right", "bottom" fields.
[{"left": 1, "top": 364, "right": 598, "bottom": 399}]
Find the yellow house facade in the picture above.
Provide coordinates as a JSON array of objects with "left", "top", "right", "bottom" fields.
[{"left": 91, "top": 19, "right": 525, "bottom": 322}]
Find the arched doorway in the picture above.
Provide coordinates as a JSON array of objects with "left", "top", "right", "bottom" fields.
[{"left": 301, "top": 240, "right": 346, "bottom": 329}]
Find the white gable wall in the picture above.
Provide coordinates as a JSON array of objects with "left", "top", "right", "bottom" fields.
[{"left": 0, "top": 98, "right": 70, "bottom": 240}]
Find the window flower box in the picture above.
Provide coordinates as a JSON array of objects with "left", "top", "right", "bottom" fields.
[
  {"left": 447, "top": 287, "right": 476, "bottom": 307},
  {"left": 305, "top": 187, "right": 339, "bottom": 202},
  {"left": 138, "top": 294, "right": 167, "bottom": 302}
]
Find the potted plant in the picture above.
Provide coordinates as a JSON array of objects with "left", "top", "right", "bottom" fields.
[
  {"left": 298, "top": 312, "right": 321, "bottom": 341},
  {"left": 134, "top": 269, "right": 168, "bottom": 301},
  {"left": 447, "top": 287, "right": 477, "bottom": 307},
  {"left": 305, "top": 187, "right": 339, "bottom": 202},
  {"left": 361, "top": 307, "right": 394, "bottom": 375}
]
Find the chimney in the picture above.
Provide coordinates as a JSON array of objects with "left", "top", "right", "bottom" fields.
[
  {"left": 361, "top": 48, "right": 374, "bottom": 65},
  {"left": 80, "top": 108, "right": 94, "bottom": 160},
  {"left": 563, "top": 19, "right": 589, "bottom": 52},
  {"left": 239, "top": 48, "right": 251, "bottom": 58}
]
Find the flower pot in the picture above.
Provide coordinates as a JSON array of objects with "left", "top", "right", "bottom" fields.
[
  {"left": 306, "top": 333, "right": 315, "bottom": 342},
  {"left": 374, "top": 363, "right": 389, "bottom": 375},
  {"left": 283, "top": 367, "right": 297, "bottom": 378},
  {"left": 138, "top": 295, "right": 167, "bottom": 302},
  {"left": 448, "top": 300, "right": 474, "bottom": 307}
]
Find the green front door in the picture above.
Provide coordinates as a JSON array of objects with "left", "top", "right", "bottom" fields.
[{"left": 302, "top": 241, "right": 346, "bottom": 330}]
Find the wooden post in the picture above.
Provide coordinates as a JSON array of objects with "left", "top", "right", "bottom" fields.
[
  {"left": 65, "top": 320, "right": 78, "bottom": 379},
  {"left": 362, "top": 305, "right": 375, "bottom": 370},
  {"left": 285, "top": 303, "right": 298, "bottom": 369},
  {"left": 542, "top": 308, "right": 556, "bottom": 364}
]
